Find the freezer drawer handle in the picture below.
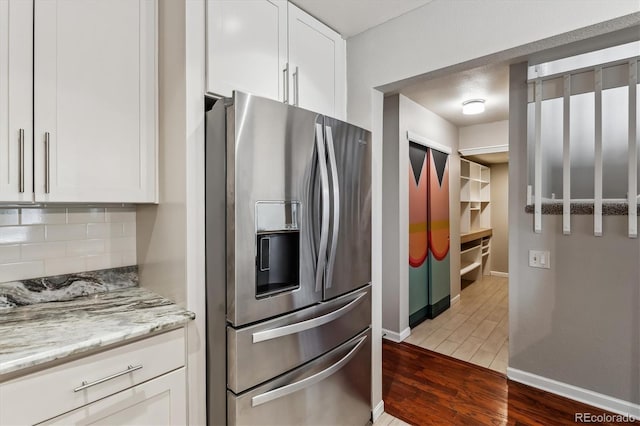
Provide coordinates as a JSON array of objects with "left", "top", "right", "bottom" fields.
[
  {"left": 324, "top": 126, "right": 340, "bottom": 289},
  {"left": 252, "top": 292, "right": 367, "bottom": 343},
  {"left": 251, "top": 334, "right": 368, "bottom": 407},
  {"left": 314, "top": 123, "right": 330, "bottom": 293}
]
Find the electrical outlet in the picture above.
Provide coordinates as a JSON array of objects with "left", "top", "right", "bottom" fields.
[{"left": 529, "top": 250, "right": 551, "bottom": 269}]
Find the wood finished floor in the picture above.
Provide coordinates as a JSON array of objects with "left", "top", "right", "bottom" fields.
[{"left": 382, "top": 340, "right": 638, "bottom": 426}]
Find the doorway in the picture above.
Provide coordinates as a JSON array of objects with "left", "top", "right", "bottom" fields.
[{"left": 381, "top": 62, "right": 511, "bottom": 374}]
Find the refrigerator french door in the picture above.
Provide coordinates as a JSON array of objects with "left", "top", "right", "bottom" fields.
[
  {"left": 321, "top": 117, "right": 372, "bottom": 300},
  {"left": 205, "top": 91, "right": 371, "bottom": 426},
  {"left": 408, "top": 142, "right": 451, "bottom": 327}
]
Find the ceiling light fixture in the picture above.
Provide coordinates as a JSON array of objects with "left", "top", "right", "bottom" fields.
[{"left": 462, "top": 99, "right": 485, "bottom": 115}]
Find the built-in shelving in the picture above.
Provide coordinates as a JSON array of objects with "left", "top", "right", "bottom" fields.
[
  {"left": 460, "top": 159, "right": 491, "bottom": 233},
  {"left": 460, "top": 158, "right": 492, "bottom": 281}
]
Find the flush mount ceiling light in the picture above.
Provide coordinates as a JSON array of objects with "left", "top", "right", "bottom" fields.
[{"left": 462, "top": 99, "right": 485, "bottom": 115}]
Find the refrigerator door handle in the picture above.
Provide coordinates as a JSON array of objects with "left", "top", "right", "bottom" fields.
[
  {"left": 250, "top": 334, "right": 368, "bottom": 407},
  {"left": 315, "top": 123, "right": 330, "bottom": 293},
  {"left": 324, "top": 126, "right": 340, "bottom": 289},
  {"left": 251, "top": 292, "right": 367, "bottom": 343}
]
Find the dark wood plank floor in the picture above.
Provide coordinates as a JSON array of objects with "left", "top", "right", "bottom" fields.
[{"left": 383, "top": 340, "right": 638, "bottom": 425}]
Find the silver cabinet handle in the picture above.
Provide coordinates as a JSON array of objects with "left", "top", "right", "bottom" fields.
[
  {"left": 314, "top": 123, "right": 330, "bottom": 293},
  {"left": 282, "top": 63, "right": 289, "bottom": 104},
  {"left": 44, "top": 132, "right": 50, "bottom": 194},
  {"left": 252, "top": 292, "right": 366, "bottom": 343},
  {"left": 324, "top": 125, "right": 339, "bottom": 289},
  {"left": 73, "top": 364, "right": 142, "bottom": 392},
  {"left": 18, "top": 129, "right": 24, "bottom": 193},
  {"left": 293, "top": 66, "right": 299, "bottom": 106},
  {"left": 251, "top": 335, "right": 367, "bottom": 407}
]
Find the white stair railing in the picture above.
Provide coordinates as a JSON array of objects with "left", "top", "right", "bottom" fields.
[{"left": 528, "top": 49, "right": 639, "bottom": 238}]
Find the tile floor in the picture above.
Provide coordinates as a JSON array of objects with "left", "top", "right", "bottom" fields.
[
  {"left": 374, "top": 412, "right": 410, "bottom": 425},
  {"left": 404, "top": 275, "right": 509, "bottom": 374}
]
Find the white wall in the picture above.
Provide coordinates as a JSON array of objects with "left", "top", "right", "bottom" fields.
[
  {"left": 381, "top": 94, "right": 460, "bottom": 336},
  {"left": 136, "top": 0, "right": 207, "bottom": 424},
  {"left": 347, "top": 1, "right": 639, "bottom": 129},
  {"left": 346, "top": 0, "right": 640, "bottom": 414},
  {"left": 489, "top": 163, "right": 508, "bottom": 274},
  {"left": 459, "top": 120, "right": 508, "bottom": 151},
  {"left": 381, "top": 95, "right": 401, "bottom": 334},
  {"left": 509, "top": 62, "right": 639, "bottom": 407},
  {"left": 0, "top": 207, "right": 136, "bottom": 281}
]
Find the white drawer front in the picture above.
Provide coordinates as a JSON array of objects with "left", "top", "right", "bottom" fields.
[
  {"left": 38, "top": 368, "right": 187, "bottom": 426},
  {"left": 0, "top": 328, "right": 185, "bottom": 426}
]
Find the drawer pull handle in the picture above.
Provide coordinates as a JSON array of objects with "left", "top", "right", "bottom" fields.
[
  {"left": 252, "top": 292, "right": 366, "bottom": 343},
  {"left": 251, "top": 334, "right": 368, "bottom": 407},
  {"left": 73, "top": 364, "right": 143, "bottom": 392}
]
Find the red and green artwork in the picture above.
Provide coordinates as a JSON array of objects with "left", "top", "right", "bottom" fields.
[{"left": 409, "top": 143, "right": 450, "bottom": 325}]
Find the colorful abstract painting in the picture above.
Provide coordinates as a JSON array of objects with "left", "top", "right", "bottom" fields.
[{"left": 409, "top": 143, "right": 450, "bottom": 326}]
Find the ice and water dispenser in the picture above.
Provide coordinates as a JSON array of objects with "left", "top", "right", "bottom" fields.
[{"left": 255, "top": 202, "right": 300, "bottom": 298}]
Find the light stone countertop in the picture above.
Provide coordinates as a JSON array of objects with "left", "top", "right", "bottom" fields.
[{"left": 0, "top": 286, "right": 195, "bottom": 376}]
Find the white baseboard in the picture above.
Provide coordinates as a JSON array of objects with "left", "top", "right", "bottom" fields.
[
  {"left": 372, "top": 400, "right": 385, "bottom": 422},
  {"left": 490, "top": 271, "right": 509, "bottom": 278},
  {"left": 382, "top": 327, "right": 411, "bottom": 343},
  {"left": 451, "top": 294, "right": 460, "bottom": 305},
  {"left": 507, "top": 367, "right": 640, "bottom": 418}
]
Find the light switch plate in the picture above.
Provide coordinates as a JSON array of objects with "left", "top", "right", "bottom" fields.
[{"left": 529, "top": 250, "right": 551, "bottom": 269}]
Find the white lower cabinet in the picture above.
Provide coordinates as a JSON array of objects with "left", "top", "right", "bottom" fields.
[
  {"left": 0, "top": 329, "right": 186, "bottom": 426},
  {"left": 40, "top": 368, "right": 186, "bottom": 426}
]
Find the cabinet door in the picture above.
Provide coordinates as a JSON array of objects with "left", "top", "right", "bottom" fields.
[
  {"left": 34, "top": 0, "right": 157, "bottom": 203},
  {"left": 207, "top": 0, "right": 288, "bottom": 101},
  {"left": 0, "top": 0, "right": 33, "bottom": 202},
  {"left": 39, "top": 368, "right": 187, "bottom": 426},
  {"left": 288, "top": 3, "right": 346, "bottom": 119}
]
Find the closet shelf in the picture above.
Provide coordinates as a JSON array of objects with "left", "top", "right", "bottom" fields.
[
  {"left": 460, "top": 228, "right": 492, "bottom": 244},
  {"left": 460, "top": 261, "right": 482, "bottom": 276},
  {"left": 461, "top": 245, "right": 481, "bottom": 255}
]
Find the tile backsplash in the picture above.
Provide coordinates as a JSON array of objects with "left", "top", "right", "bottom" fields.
[{"left": 0, "top": 207, "right": 136, "bottom": 282}]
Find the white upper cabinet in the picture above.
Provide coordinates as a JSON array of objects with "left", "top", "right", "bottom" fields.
[
  {"left": 288, "top": 3, "right": 345, "bottom": 119},
  {"left": 0, "top": 0, "right": 33, "bottom": 203},
  {"left": 33, "top": 0, "right": 157, "bottom": 203},
  {"left": 206, "top": 0, "right": 346, "bottom": 119},
  {"left": 207, "top": 0, "right": 288, "bottom": 102}
]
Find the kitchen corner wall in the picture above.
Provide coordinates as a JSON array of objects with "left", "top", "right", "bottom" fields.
[{"left": 0, "top": 207, "right": 136, "bottom": 282}]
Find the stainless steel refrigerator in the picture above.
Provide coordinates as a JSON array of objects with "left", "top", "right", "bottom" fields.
[{"left": 205, "top": 91, "right": 372, "bottom": 426}]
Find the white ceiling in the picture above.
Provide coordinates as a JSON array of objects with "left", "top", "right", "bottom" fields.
[
  {"left": 289, "top": 0, "right": 433, "bottom": 38},
  {"left": 399, "top": 63, "right": 510, "bottom": 128},
  {"left": 290, "top": 0, "right": 509, "bottom": 133}
]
